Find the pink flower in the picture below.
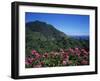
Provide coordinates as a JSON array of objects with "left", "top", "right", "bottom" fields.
[
  {"left": 83, "top": 51, "right": 88, "bottom": 55},
  {"left": 75, "top": 47, "right": 79, "bottom": 51},
  {"left": 31, "top": 49, "right": 41, "bottom": 59},
  {"left": 43, "top": 53, "right": 48, "bottom": 58},
  {"left": 40, "top": 62, "right": 45, "bottom": 65},
  {"left": 25, "top": 57, "right": 34, "bottom": 65},
  {"left": 74, "top": 48, "right": 81, "bottom": 56},
  {"left": 63, "top": 52, "right": 69, "bottom": 61},
  {"left": 69, "top": 48, "right": 74, "bottom": 53},
  {"left": 81, "top": 49, "right": 89, "bottom": 55},
  {"left": 83, "top": 55, "right": 88, "bottom": 59},
  {"left": 81, "top": 49, "right": 85, "bottom": 52},
  {"left": 68, "top": 60, "right": 72, "bottom": 65},
  {"left": 33, "top": 64, "right": 42, "bottom": 68},
  {"left": 25, "top": 59, "right": 30, "bottom": 65},
  {"left": 31, "top": 49, "right": 37, "bottom": 55},
  {"left": 77, "top": 51, "right": 81, "bottom": 56},
  {"left": 81, "top": 60, "right": 88, "bottom": 65},
  {"left": 35, "top": 52, "right": 41, "bottom": 59},
  {"left": 62, "top": 60, "right": 67, "bottom": 65}
]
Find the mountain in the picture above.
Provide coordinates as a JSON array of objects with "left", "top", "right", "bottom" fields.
[
  {"left": 26, "top": 20, "right": 67, "bottom": 41},
  {"left": 25, "top": 20, "right": 89, "bottom": 55},
  {"left": 70, "top": 35, "right": 89, "bottom": 40}
]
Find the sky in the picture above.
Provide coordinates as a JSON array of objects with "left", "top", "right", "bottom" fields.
[{"left": 25, "top": 12, "right": 89, "bottom": 36}]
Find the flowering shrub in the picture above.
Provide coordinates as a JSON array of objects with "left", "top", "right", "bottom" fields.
[{"left": 25, "top": 48, "right": 89, "bottom": 68}]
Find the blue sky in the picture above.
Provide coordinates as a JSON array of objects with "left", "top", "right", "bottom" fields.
[{"left": 25, "top": 12, "right": 89, "bottom": 36}]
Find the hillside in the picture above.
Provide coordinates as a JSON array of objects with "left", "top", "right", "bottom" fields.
[{"left": 25, "top": 20, "right": 89, "bottom": 56}]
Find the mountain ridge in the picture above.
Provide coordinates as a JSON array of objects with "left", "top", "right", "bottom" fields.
[{"left": 26, "top": 20, "right": 68, "bottom": 41}]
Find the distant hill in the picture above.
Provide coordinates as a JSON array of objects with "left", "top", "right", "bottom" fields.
[{"left": 70, "top": 36, "right": 89, "bottom": 40}]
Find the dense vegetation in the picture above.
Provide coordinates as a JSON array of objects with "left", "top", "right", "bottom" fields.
[{"left": 25, "top": 20, "right": 89, "bottom": 68}]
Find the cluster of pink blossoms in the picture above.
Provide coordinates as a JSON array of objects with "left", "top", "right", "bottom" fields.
[{"left": 25, "top": 48, "right": 89, "bottom": 68}]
